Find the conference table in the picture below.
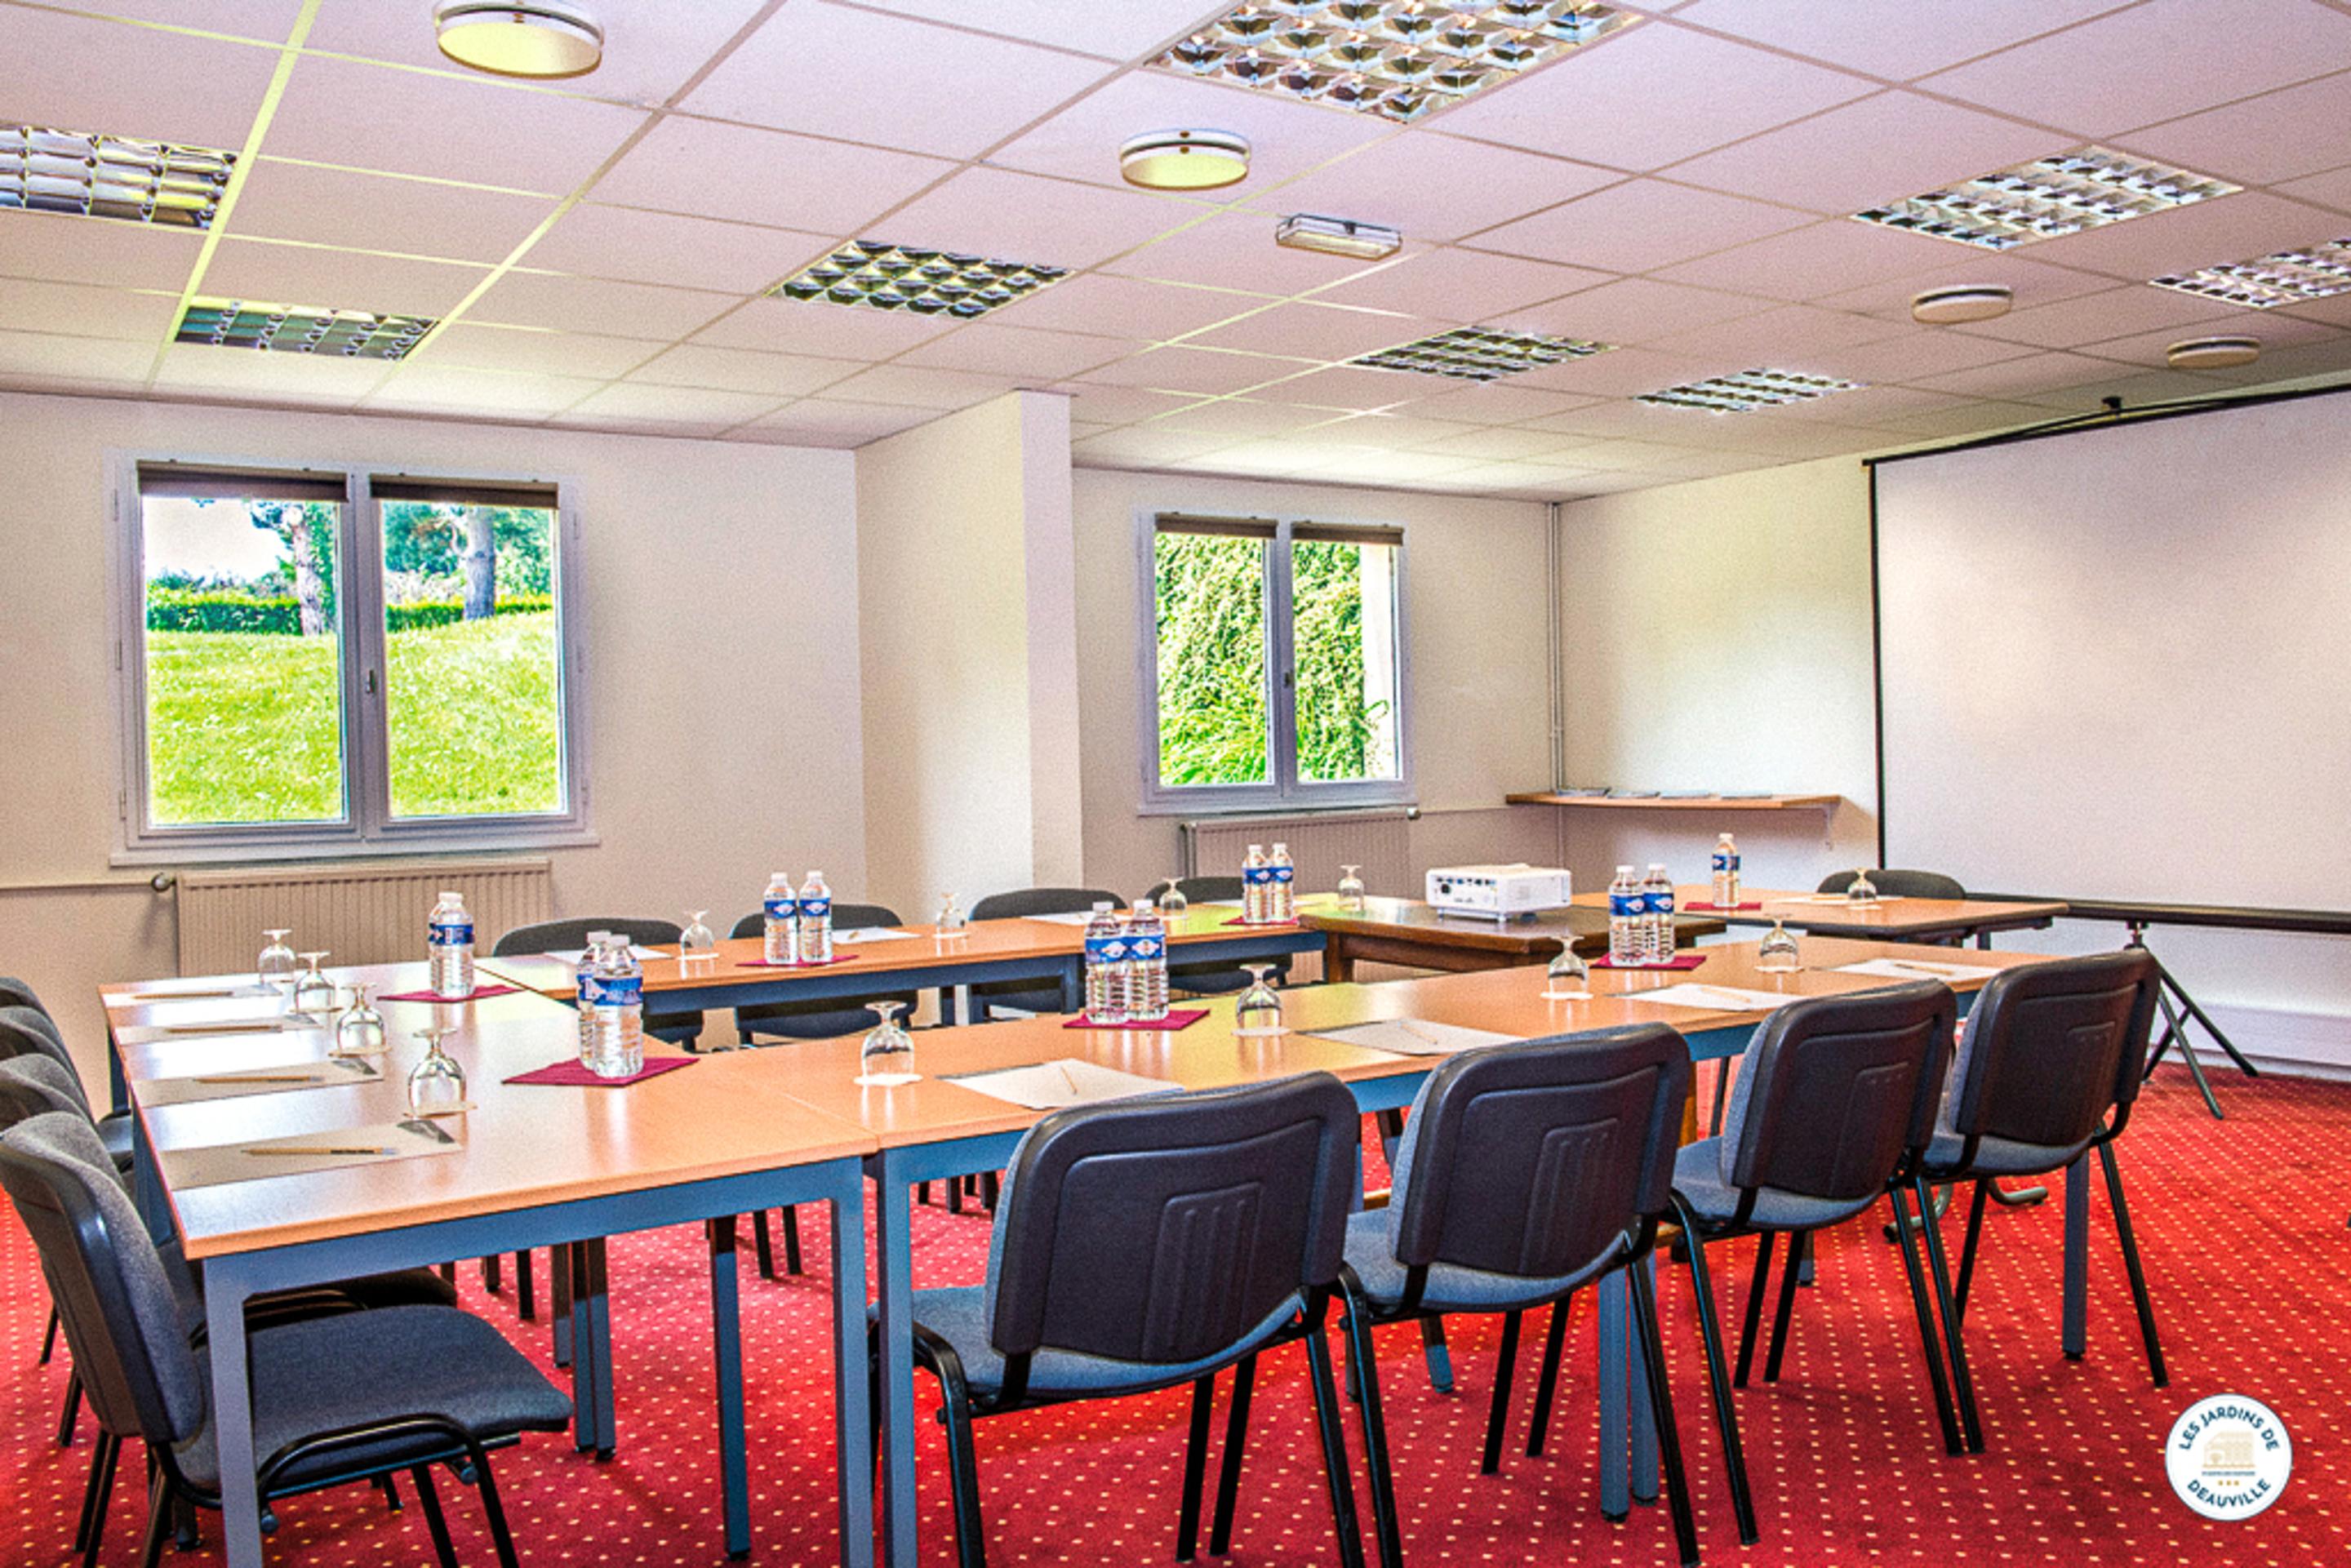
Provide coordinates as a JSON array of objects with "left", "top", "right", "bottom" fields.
[
  {"left": 100, "top": 971, "right": 879, "bottom": 1568},
  {"left": 1299, "top": 893, "right": 1725, "bottom": 980},
  {"left": 771, "top": 935, "right": 2057, "bottom": 1567},
  {"left": 1571, "top": 885, "right": 2069, "bottom": 946}
]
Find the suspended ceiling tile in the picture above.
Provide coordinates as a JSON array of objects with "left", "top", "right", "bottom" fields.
[
  {"left": 1509, "top": 277, "right": 1772, "bottom": 344},
  {"left": 527, "top": 204, "right": 830, "bottom": 295},
  {"left": 1953, "top": 283, "right": 2255, "bottom": 350},
  {"left": 1248, "top": 132, "right": 1622, "bottom": 245},
  {"left": 264, "top": 54, "right": 647, "bottom": 192},
  {"left": 306, "top": 0, "right": 776, "bottom": 109},
  {"left": 815, "top": 363, "right": 1024, "bottom": 411},
  {"left": 150, "top": 342, "right": 393, "bottom": 399},
  {"left": 2274, "top": 163, "right": 2351, "bottom": 217},
  {"left": 682, "top": 5, "right": 1113, "bottom": 158},
  {"left": 1468, "top": 179, "right": 1813, "bottom": 275},
  {"left": 1670, "top": 0, "right": 2129, "bottom": 81},
  {"left": 1181, "top": 303, "right": 1433, "bottom": 362},
  {"left": 1102, "top": 209, "right": 1397, "bottom": 292},
  {"left": 84, "top": 2, "right": 309, "bottom": 33},
  {"left": 0, "top": 327, "right": 156, "bottom": 384},
  {"left": 0, "top": 278, "right": 181, "bottom": 342},
  {"left": 1055, "top": 384, "right": 1209, "bottom": 425},
  {"left": 739, "top": 398, "right": 939, "bottom": 442},
  {"left": 229, "top": 160, "right": 558, "bottom": 264},
  {"left": 1919, "top": 0, "right": 2351, "bottom": 139},
  {"left": 1662, "top": 92, "right": 2062, "bottom": 217},
  {"left": 687, "top": 295, "right": 963, "bottom": 358},
  {"left": 1647, "top": 304, "right": 1910, "bottom": 362},
  {"left": 1325, "top": 412, "right": 1486, "bottom": 451},
  {"left": 586, "top": 117, "right": 957, "bottom": 235},
  {"left": 408, "top": 322, "right": 655, "bottom": 381},
  {"left": 1147, "top": 398, "right": 1354, "bottom": 438},
  {"left": 871, "top": 166, "right": 1207, "bottom": 273},
  {"left": 1073, "top": 426, "right": 1253, "bottom": 466},
  {"left": 625, "top": 343, "right": 858, "bottom": 398},
  {"left": 1305, "top": 247, "right": 1610, "bottom": 325},
  {"left": 0, "top": 7, "right": 279, "bottom": 149},
  {"left": 2115, "top": 71, "right": 2351, "bottom": 188},
  {"left": 566, "top": 381, "right": 788, "bottom": 426},
  {"left": 986, "top": 273, "right": 1271, "bottom": 340},
  {"left": 855, "top": 0, "right": 1237, "bottom": 59},
  {"left": 1812, "top": 330, "right": 2038, "bottom": 383},
  {"left": 1506, "top": 345, "right": 1727, "bottom": 397},
  {"left": 367, "top": 364, "right": 604, "bottom": 416},
  {"left": 0, "top": 212, "right": 203, "bottom": 291},
  {"left": 469, "top": 271, "right": 738, "bottom": 341},
  {"left": 988, "top": 66, "right": 1394, "bottom": 193},
  {"left": 199, "top": 238, "right": 491, "bottom": 317},
  {"left": 2022, "top": 191, "right": 2349, "bottom": 283},
  {"left": 1081, "top": 344, "right": 1315, "bottom": 395},
  {"left": 1809, "top": 251, "right": 2123, "bottom": 322},
  {"left": 895, "top": 322, "right": 1136, "bottom": 380},
  {"left": 1234, "top": 363, "right": 1429, "bottom": 412},
  {"left": 1407, "top": 424, "right": 1596, "bottom": 460},
  {"left": 1392, "top": 382, "right": 1607, "bottom": 424},
  {"left": 1435, "top": 22, "right": 1873, "bottom": 172}
]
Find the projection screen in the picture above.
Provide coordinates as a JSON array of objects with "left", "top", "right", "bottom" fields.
[{"left": 1872, "top": 389, "right": 2351, "bottom": 913}]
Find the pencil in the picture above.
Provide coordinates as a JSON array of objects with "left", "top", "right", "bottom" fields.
[
  {"left": 195, "top": 1074, "right": 321, "bottom": 1085},
  {"left": 246, "top": 1145, "right": 389, "bottom": 1157}
]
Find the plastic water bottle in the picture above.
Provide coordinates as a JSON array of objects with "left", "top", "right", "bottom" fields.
[
  {"left": 1608, "top": 866, "right": 1642, "bottom": 966},
  {"left": 762, "top": 872, "right": 798, "bottom": 966},
  {"left": 798, "top": 871, "right": 833, "bottom": 966},
  {"left": 1644, "top": 864, "right": 1676, "bottom": 965},
  {"left": 1125, "top": 899, "right": 1169, "bottom": 1022},
  {"left": 575, "top": 931, "right": 612, "bottom": 1061},
  {"left": 427, "top": 891, "right": 474, "bottom": 999},
  {"left": 584, "top": 938, "right": 644, "bottom": 1077},
  {"left": 1269, "top": 842, "right": 1295, "bottom": 922},
  {"left": 1083, "top": 901, "right": 1128, "bottom": 1024},
  {"left": 1242, "top": 843, "right": 1270, "bottom": 924},
  {"left": 1711, "top": 833, "right": 1741, "bottom": 910}
]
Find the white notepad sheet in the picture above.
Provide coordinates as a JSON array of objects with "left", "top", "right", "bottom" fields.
[
  {"left": 1620, "top": 984, "right": 1802, "bottom": 1013},
  {"left": 1833, "top": 957, "right": 1998, "bottom": 981},
  {"left": 1311, "top": 1019, "right": 1521, "bottom": 1057},
  {"left": 945, "top": 1059, "right": 1182, "bottom": 1110}
]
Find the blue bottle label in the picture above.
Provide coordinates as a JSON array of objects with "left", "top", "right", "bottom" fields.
[
  {"left": 1087, "top": 933, "right": 1130, "bottom": 964},
  {"left": 765, "top": 896, "right": 797, "bottom": 921},
  {"left": 1244, "top": 867, "right": 1273, "bottom": 885},
  {"left": 1128, "top": 934, "right": 1163, "bottom": 961},
  {"left": 801, "top": 897, "right": 831, "bottom": 920},
  {"left": 429, "top": 918, "right": 472, "bottom": 945},
  {"left": 1272, "top": 866, "right": 1294, "bottom": 884},
  {"left": 1610, "top": 892, "right": 1638, "bottom": 917},
  {"left": 1711, "top": 852, "right": 1741, "bottom": 873},
  {"left": 1649, "top": 887, "right": 1676, "bottom": 917},
  {"left": 594, "top": 975, "right": 642, "bottom": 1009}
]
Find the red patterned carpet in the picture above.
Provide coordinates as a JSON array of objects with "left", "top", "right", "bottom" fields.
[{"left": 5, "top": 1063, "right": 2346, "bottom": 1566}]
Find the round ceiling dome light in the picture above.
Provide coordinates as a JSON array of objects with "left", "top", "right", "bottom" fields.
[
  {"left": 2167, "top": 335, "right": 2261, "bottom": 370},
  {"left": 434, "top": 2, "right": 604, "bottom": 79},
  {"left": 1119, "top": 129, "right": 1251, "bottom": 191},
  {"left": 1911, "top": 285, "right": 2014, "bottom": 325}
]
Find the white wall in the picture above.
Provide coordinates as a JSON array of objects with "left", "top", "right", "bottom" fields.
[
  {"left": 1557, "top": 453, "right": 2351, "bottom": 1077},
  {"left": 1071, "top": 469, "right": 1559, "bottom": 902},
  {"left": 0, "top": 389, "right": 864, "bottom": 1083},
  {"left": 855, "top": 392, "right": 1081, "bottom": 918}
]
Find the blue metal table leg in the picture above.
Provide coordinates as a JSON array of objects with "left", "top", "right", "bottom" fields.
[
  {"left": 1629, "top": 1253, "right": 1659, "bottom": 1505},
  {"left": 569, "top": 1240, "right": 612, "bottom": 1455},
  {"left": 1060, "top": 956, "right": 1083, "bottom": 1013},
  {"left": 708, "top": 1219, "right": 751, "bottom": 1558},
  {"left": 203, "top": 1262, "right": 263, "bottom": 1568},
  {"left": 829, "top": 1169, "right": 876, "bottom": 1568},
  {"left": 551, "top": 1241, "right": 572, "bottom": 1366},
  {"left": 1598, "top": 1267, "right": 1629, "bottom": 1519},
  {"left": 874, "top": 1150, "right": 920, "bottom": 1568},
  {"left": 2063, "top": 1154, "right": 2088, "bottom": 1358}
]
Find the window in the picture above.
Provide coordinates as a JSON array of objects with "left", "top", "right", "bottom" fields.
[
  {"left": 117, "top": 460, "right": 588, "bottom": 857},
  {"left": 1141, "top": 511, "right": 1407, "bottom": 812}
]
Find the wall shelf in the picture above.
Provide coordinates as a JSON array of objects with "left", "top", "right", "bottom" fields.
[{"left": 1506, "top": 792, "right": 1840, "bottom": 812}]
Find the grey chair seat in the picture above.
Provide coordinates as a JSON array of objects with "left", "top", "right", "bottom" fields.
[
  {"left": 905, "top": 1286, "right": 1302, "bottom": 1399},
  {"left": 1342, "top": 1209, "right": 1608, "bottom": 1314},
  {"left": 98, "top": 1113, "right": 134, "bottom": 1168},
  {"left": 178, "top": 1304, "right": 571, "bottom": 1492},
  {"left": 1922, "top": 1128, "right": 2082, "bottom": 1179},
  {"left": 1671, "top": 1139, "right": 1875, "bottom": 1232}
]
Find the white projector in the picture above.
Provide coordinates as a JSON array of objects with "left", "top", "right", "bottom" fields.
[{"left": 1426, "top": 864, "right": 1573, "bottom": 919}]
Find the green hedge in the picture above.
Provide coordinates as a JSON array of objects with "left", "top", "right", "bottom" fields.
[{"left": 146, "top": 589, "right": 552, "bottom": 634}]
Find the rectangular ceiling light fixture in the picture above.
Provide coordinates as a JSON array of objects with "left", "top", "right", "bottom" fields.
[
  {"left": 772, "top": 240, "right": 1066, "bottom": 319},
  {"left": 1353, "top": 325, "right": 1610, "bottom": 381},
  {"left": 1851, "top": 147, "right": 2238, "bottom": 251},
  {"left": 1638, "top": 368, "right": 1860, "bottom": 412},
  {"left": 2152, "top": 239, "right": 2351, "bottom": 309},
  {"left": 1158, "top": 2, "right": 1638, "bottom": 125},
  {"left": 176, "top": 298, "right": 437, "bottom": 358},
  {"left": 2, "top": 124, "right": 237, "bottom": 229},
  {"left": 1276, "top": 212, "right": 1405, "bottom": 259}
]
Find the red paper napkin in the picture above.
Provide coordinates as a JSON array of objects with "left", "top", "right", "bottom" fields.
[
  {"left": 736, "top": 951, "right": 861, "bottom": 969},
  {"left": 1220, "top": 917, "right": 1302, "bottom": 930},
  {"left": 504, "top": 1056, "right": 698, "bottom": 1087},
  {"left": 376, "top": 983, "right": 524, "bottom": 1003},
  {"left": 1590, "top": 953, "right": 1708, "bottom": 971},
  {"left": 1684, "top": 901, "right": 1766, "bottom": 913},
  {"left": 1061, "top": 1008, "right": 1211, "bottom": 1032}
]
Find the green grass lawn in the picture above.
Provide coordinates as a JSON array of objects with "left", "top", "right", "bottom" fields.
[{"left": 145, "top": 611, "right": 562, "bottom": 825}]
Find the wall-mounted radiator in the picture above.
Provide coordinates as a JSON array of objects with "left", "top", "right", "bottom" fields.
[
  {"left": 1180, "top": 811, "right": 1412, "bottom": 899},
  {"left": 174, "top": 857, "right": 555, "bottom": 977}
]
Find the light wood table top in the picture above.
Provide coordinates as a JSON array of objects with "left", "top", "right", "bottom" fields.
[
  {"left": 124, "top": 1004, "right": 876, "bottom": 1261},
  {"left": 765, "top": 937, "right": 2051, "bottom": 1152},
  {"left": 1298, "top": 893, "right": 1723, "bottom": 958},
  {"left": 1570, "top": 885, "right": 2068, "bottom": 940},
  {"left": 103, "top": 962, "right": 555, "bottom": 1041}
]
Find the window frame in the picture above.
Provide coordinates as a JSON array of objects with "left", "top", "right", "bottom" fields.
[
  {"left": 108, "top": 451, "right": 596, "bottom": 864},
  {"left": 1135, "top": 507, "right": 1412, "bottom": 817}
]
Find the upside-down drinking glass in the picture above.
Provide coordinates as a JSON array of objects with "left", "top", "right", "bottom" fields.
[
  {"left": 1846, "top": 869, "right": 1880, "bottom": 904},
  {"left": 291, "top": 952, "right": 336, "bottom": 1017},
  {"left": 406, "top": 1025, "right": 467, "bottom": 1116},
  {"left": 936, "top": 895, "right": 967, "bottom": 935},
  {"left": 680, "top": 910, "right": 717, "bottom": 955},
  {"left": 1543, "top": 946, "right": 1591, "bottom": 1000},
  {"left": 333, "top": 984, "right": 387, "bottom": 1057},
  {"left": 856, "top": 1001, "right": 918, "bottom": 1085},
  {"left": 1758, "top": 920, "right": 1802, "bottom": 973},
  {"left": 1337, "top": 864, "right": 1367, "bottom": 912},
  {"left": 1158, "top": 879, "right": 1189, "bottom": 918},
  {"left": 1234, "top": 966, "right": 1285, "bottom": 1037},
  {"left": 257, "top": 929, "right": 296, "bottom": 993}
]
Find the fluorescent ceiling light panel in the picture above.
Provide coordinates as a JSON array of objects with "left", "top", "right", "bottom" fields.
[
  {"left": 2151, "top": 241, "right": 2351, "bottom": 309},
  {"left": 176, "top": 298, "right": 437, "bottom": 358},
  {"left": 1352, "top": 326, "right": 1610, "bottom": 382},
  {"left": 1638, "top": 368, "right": 1860, "bottom": 413},
  {"left": 1851, "top": 147, "right": 2238, "bottom": 251},
  {"left": 1, "top": 124, "right": 235, "bottom": 229},
  {"left": 1276, "top": 212, "right": 1404, "bottom": 258},
  {"left": 1157, "top": 2, "right": 1638, "bottom": 125},
  {"left": 773, "top": 241, "right": 1067, "bottom": 319}
]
